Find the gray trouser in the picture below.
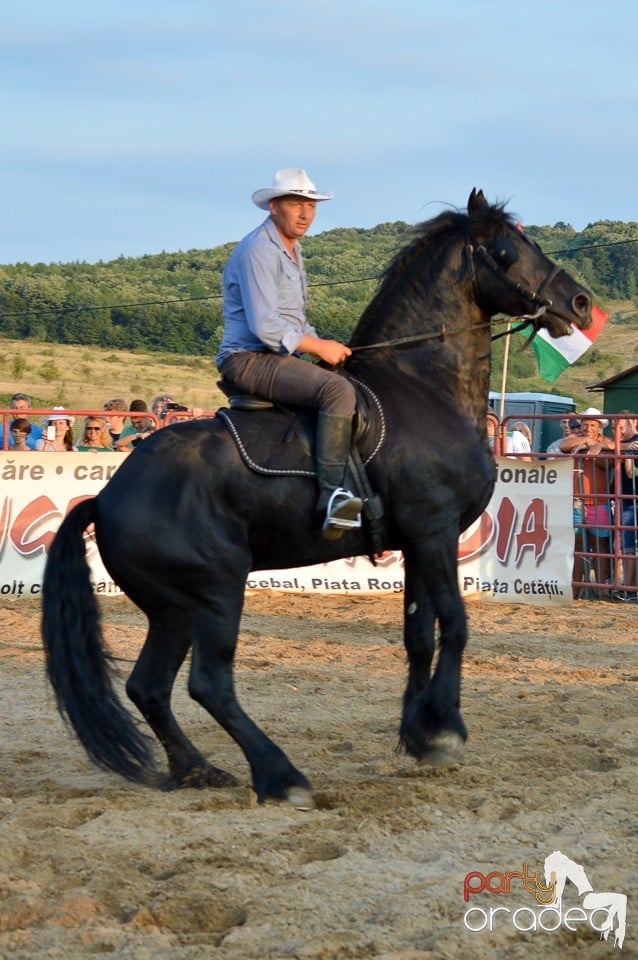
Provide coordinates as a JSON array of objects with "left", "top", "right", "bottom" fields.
[{"left": 218, "top": 351, "right": 356, "bottom": 418}]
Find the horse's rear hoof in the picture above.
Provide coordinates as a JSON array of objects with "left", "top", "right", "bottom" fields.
[
  {"left": 286, "top": 785, "right": 316, "bottom": 810},
  {"left": 161, "top": 763, "right": 239, "bottom": 791},
  {"left": 419, "top": 731, "right": 465, "bottom": 769}
]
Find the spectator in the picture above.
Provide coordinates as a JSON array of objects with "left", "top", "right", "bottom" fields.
[
  {"left": 35, "top": 407, "right": 76, "bottom": 451},
  {"left": 9, "top": 418, "right": 32, "bottom": 451},
  {"left": 152, "top": 394, "right": 188, "bottom": 425},
  {"left": 507, "top": 421, "right": 533, "bottom": 460},
  {"left": 546, "top": 418, "right": 581, "bottom": 455},
  {"left": 615, "top": 412, "right": 638, "bottom": 601},
  {"left": 103, "top": 398, "right": 128, "bottom": 447},
  {"left": 561, "top": 408, "right": 614, "bottom": 596},
  {"left": 559, "top": 407, "right": 613, "bottom": 457},
  {"left": 115, "top": 399, "right": 156, "bottom": 451},
  {"left": 0, "top": 392, "right": 44, "bottom": 450},
  {"left": 618, "top": 410, "right": 638, "bottom": 454},
  {"left": 77, "top": 417, "right": 114, "bottom": 452},
  {"left": 486, "top": 407, "right": 499, "bottom": 452}
]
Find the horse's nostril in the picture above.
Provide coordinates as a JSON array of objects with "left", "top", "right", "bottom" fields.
[{"left": 572, "top": 293, "right": 591, "bottom": 316}]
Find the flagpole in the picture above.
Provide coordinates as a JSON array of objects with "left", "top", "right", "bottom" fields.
[{"left": 498, "top": 322, "right": 512, "bottom": 421}]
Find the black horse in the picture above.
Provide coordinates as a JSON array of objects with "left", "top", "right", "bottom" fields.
[{"left": 41, "top": 189, "right": 592, "bottom": 808}]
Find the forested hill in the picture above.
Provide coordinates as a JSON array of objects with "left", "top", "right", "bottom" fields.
[{"left": 0, "top": 219, "right": 636, "bottom": 362}]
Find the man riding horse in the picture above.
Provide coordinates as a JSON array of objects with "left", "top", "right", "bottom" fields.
[
  {"left": 216, "top": 167, "right": 363, "bottom": 539},
  {"left": 42, "top": 188, "right": 594, "bottom": 806}
]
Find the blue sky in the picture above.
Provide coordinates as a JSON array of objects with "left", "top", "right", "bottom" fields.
[{"left": 1, "top": 0, "right": 636, "bottom": 265}]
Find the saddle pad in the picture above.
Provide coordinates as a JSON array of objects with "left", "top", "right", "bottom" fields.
[
  {"left": 216, "top": 377, "right": 385, "bottom": 477},
  {"left": 216, "top": 407, "right": 317, "bottom": 477}
]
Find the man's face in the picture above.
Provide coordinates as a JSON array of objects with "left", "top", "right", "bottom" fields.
[
  {"left": 269, "top": 197, "right": 317, "bottom": 241},
  {"left": 104, "top": 402, "right": 127, "bottom": 430},
  {"left": 620, "top": 417, "right": 637, "bottom": 439},
  {"left": 10, "top": 398, "right": 30, "bottom": 413},
  {"left": 581, "top": 419, "right": 602, "bottom": 440}
]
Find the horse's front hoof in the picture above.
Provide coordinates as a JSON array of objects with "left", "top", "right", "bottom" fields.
[
  {"left": 418, "top": 731, "right": 465, "bottom": 769},
  {"left": 286, "top": 785, "right": 316, "bottom": 810}
]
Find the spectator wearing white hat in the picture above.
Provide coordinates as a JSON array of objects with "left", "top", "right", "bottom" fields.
[
  {"left": 559, "top": 408, "right": 613, "bottom": 455},
  {"left": 35, "top": 407, "right": 76, "bottom": 451},
  {"left": 216, "top": 167, "right": 362, "bottom": 540}
]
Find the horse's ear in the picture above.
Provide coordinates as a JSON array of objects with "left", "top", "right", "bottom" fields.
[{"left": 468, "top": 188, "right": 488, "bottom": 212}]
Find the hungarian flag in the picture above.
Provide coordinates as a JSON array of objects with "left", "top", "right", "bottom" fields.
[{"left": 524, "top": 304, "right": 608, "bottom": 383}]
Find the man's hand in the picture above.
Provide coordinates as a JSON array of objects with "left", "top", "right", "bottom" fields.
[{"left": 297, "top": 335, "right": 352, "bottom": 366}]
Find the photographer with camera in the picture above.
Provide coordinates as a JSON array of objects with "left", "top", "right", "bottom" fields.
[{"left": 151, "top": 394, "right": 192, "bottom": 426}]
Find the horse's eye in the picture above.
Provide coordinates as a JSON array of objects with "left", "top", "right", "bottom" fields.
[{"left": 493, "top": 238, "right": 519, "bottom": 269}]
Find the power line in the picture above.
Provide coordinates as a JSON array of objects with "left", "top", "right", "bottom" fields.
[
  {"left": 547, "top": 236, "right": 638, "bottom": 257},
  {"left": 1, "top": 236, "right": 637, "bottom": 322},
  {"left": 0, "top": 293, "right": 219, "bottom": 320}
]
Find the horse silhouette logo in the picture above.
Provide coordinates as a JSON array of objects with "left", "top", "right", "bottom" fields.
[{"left": 544, "top": 850, "right": 627, "bottom": 949}]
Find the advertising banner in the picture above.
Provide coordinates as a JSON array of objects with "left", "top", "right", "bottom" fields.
[
  {"left": 248, "top": 458, "right": 574, "bottom": 604},
  {"left": 0, "top": 453, "right": 574, "bottom": 604},
  {"left": 0, "top": 453, "right": 125, "bottom": 599}
]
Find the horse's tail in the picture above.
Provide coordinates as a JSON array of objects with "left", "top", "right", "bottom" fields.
[{"left": 41, "top": 497, "right": 155, "bottom": 784}]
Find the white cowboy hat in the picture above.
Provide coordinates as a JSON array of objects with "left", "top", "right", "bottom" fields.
[
  {"left": 252, "top": 168, "right": 334, "bottom": 210},
  {"left": 43, "top": 405, "right": 75, "bottom": 426},
  {"left": 582, "top": 407, "right": 609, "bottom": 429}
]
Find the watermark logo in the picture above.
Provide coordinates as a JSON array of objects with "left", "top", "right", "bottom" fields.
[{"left": 463, "top": 850, "right": 627, "bottom": 949}]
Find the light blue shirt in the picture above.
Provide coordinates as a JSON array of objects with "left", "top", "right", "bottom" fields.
[{"left": 217, "top": 217, "right": 318, "bottom": 366}]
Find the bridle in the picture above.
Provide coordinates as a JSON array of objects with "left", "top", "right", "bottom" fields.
[
  {"left": 469, "top": 240, "right": 565, "bottom": 345},
  {"left": 349, "top": 230, "right": 565, "bottom": 354}
]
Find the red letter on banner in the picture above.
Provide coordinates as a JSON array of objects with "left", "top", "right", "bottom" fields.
[
  {"left": 515, "top": 498, "right": 550, "bottom": 562},
  {"left": 10, "top": 495, "right": 62, "bottom": 557},
  {"left": 494, "top": 496, "right": 516, "bottom": 562}
]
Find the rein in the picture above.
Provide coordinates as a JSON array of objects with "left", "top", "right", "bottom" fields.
[
  {"left": 349, "top": 319, "right": 492, "bottom": 353},
  {"left": 348, "top": 315, "right": 539, "bottom": 354},
  {"left": 349, "top": 238, "right": 556, "bottom": 354}
]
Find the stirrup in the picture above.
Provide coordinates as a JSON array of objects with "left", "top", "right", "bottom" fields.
[{"left": 322, "top": 488, "right": 363, "bottom": 540}]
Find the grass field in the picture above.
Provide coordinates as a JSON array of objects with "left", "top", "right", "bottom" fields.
[
  {"left": 0, "top": 298, "right": 637, "bottom": 422},
  {"left": 0, "top": 339, "right": 226, "bottom": 415}
]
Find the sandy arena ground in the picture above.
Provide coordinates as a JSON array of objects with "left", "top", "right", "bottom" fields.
[{"left": 0, "top": 592, "right": 635, "bottom": 959}]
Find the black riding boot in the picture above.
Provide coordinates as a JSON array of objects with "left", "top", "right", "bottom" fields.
[{"left": 315, "top": 412, "right": 363, "bottom": 540}]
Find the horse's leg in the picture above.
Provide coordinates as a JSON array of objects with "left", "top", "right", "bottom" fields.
[
  {"left": 399, "top": 534, "right": 467, "bottom": 767},
  {"left": 187, "top": 595, "right": 314, "bottom": 808},
  {"left": 400, "top": 559, "right": 436, "bottom": 735},
  {"left": 126, "top": 612, "right": 237, "bottom": 790}
]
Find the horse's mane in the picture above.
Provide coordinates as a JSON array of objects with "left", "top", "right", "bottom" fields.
[{"left": 349, "top": 199, "right": 515, "bottom": 347}]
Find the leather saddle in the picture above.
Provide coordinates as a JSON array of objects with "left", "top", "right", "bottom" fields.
[
  {"left": 217, "top": 380, "right": 275, "bottom": 412},
  {"left": 216, "top": 379, "right": 375, "bottom": 452}
]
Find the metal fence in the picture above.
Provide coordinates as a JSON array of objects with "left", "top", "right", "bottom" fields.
[{"left": 497, "top": 412, "right": 638, "bottom": 602}]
